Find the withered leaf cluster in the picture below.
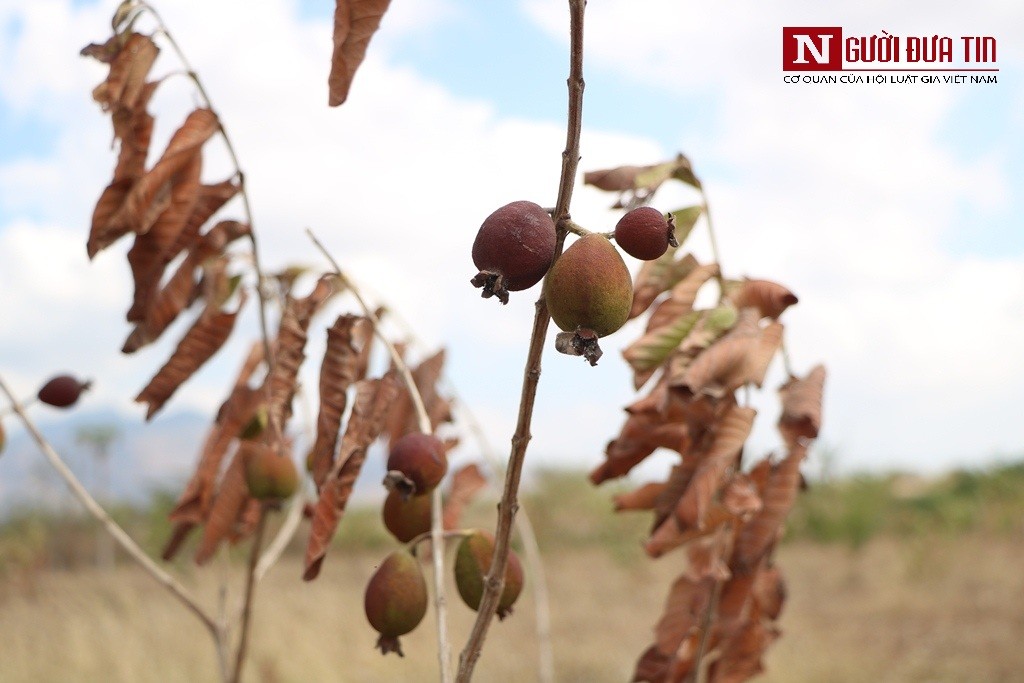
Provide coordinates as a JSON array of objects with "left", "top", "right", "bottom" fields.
[
  {"left": 586, "top": 161, "right": 826, "bottom": 683},
  {"left": 83, "top": 31, "right": 248, "bottom": 421},
  {"left": 329, "top": 0, "right": 394, "bottom": 106}
]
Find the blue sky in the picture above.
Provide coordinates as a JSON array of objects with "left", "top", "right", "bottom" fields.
[{"left": 1, "top": 0, "right": 1022, "bottom": 486}]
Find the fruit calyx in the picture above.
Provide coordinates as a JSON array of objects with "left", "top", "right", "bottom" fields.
[{"left": 554, "top": 327, "right": 603, "bottom": 366}]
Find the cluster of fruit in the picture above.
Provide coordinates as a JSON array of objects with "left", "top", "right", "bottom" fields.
[
  {"left": 364, "top": 432, "right": 524, "bottom": 656},
  {"left": 471, "top": 201, "right": 677, "bottom": 364}
]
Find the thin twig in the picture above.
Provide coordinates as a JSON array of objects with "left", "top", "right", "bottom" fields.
[
  {"left": 306, "top": 228, "right": 453, "bottom": 683},
  {"left": 230, "top": 507, "right": 268, "bottom": 683},
  {"left": 701, "top": 192, "right": 727, "bottom": 296},
  {"left": 253, "top": 490, "right": 305, "bottom": 582},
  {"left": 0, "top": 374, "right": 221, "bottom": 639},
  {"left": 456, "top": 2, "right": 587, "bottom": 680}
]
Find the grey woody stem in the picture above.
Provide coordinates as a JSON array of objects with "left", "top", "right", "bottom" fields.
[{"left": 455, "top": 1, "right": 587, "bottom": 680}]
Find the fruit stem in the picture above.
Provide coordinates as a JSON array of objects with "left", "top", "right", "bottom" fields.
[{"left": 456, "top": 1, "right": 587, "bottom": 680}]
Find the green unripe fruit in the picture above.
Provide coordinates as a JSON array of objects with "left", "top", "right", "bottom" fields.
[
  {"left": 386, "top": 433, "right": 448, "bottom": 496},
  {"left": 471, "top": 200, "right": 556, "bottom": 304},
  {"left": 243, "top": 444, "right": 299, "bottom": 501},
  {"left": 544, "top": 234, "right": 632, "bottom": 337},
  {"left": 382, "top": 490, "right": 432, "bottom": 543},
  {"left": 454, "top": 530, "right": 524, "bottom": 620},
  {"left": 364, "top": 550, "right": 428, "bottom": 656},
  {"left": 238, "top": 405, "right": 268, "bottom": 440}
]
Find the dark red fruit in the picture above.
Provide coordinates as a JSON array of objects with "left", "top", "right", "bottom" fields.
[
  {"left": 382, "top": 490, "right": 432, "bottom": 543},
  {"left": 386, "top": 433, "right": 447, "bottom": 496},
  {"left": 364, "top": 550, "right": 428, "bottom": 656},
  {"left": 454, "top": 530, "right": 524, "bottom": 620},
  {"left": 614, "top": 207, "right": 677, "bottom": 260},
  {"left": 37, "top": 374, "right": 91, "bottom": 408},
  {"left": 243, "top": 444, "right": 299, "bottom": 501},
  {"left": 471, "top": 200, "right": 556, "bottom": 304}
]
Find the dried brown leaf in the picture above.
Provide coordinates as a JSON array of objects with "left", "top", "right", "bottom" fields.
[
  {"left": 304, "top": 375, "right": 401, "bottom": 580},
  {"left": 645, "top": 263, "right": 720, "bottom": 334},
  {"left": 169, "top": 345, "right": 264, "bottom": 524},
  {"left": 732, "top": 444, "right": 806, "bottom": 572},
  {"left": 123, "top": 109, "right": 219, "bottom": 235},
  {"left": 160, "top": 521, "right": 196, "bottom": 561},
  {"left": 707, "top": 610, "right": 777, "bottom": 683},
  {"left": 384, "top": 348, "right": 451, "bottom": 443},
  {"left": 584, "top": 165, "right": 647, "bottom": 192},
  {"left": 265, "top": 277, "right": 336, "bottom": 436},
  {"left": 589, "top": 410, "right": 689, "bottom": 484},
  {"left": 442, "top": 463, "right": 488, "bottom": 530},
  {"left": 778, "top": 364, "right": 826, "bottom": 449},
  {"left": 135, "top": 293, "right": 246, "bottom": 420},
  {"left": 194, "top": 446, "right": 250, "bottom": 565},
  {"left": 645, "top": 502, "right": 730, "bottom": 559},
  {"left": 752, "top": 564, "right": 786, "bottom": 621},
  {"left": 632, "top": 644, "right": 674, "bottom": 683},
  {"left": 614, "top": 482, "right": 668, "bottom": 512},
  {"left": 674, "top": 406, "right": 756, "bottom": 530},
  {"left": 630, "top": 252, "right": 699, "bottom": 320},
  {"left": 91, "top": 33, "right": 159, "bottom": 112},
  {"left": 728, "top": 279, "right": 798, "bottom": 320},
  {"left": 328, "top": 0, "right": 394, "bottom": 106},
  {"left": 125, "top": 151, "right": 203, "bottom": 322},
  {"left": 654, "top": 574, "right": 714, "bottom": 655},
  {"left": 309, "top": 315, "right": 364, "bottom": 489}
]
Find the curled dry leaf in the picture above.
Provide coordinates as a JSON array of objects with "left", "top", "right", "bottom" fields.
[
  {"left": 630, "top": 252, "right": 699, "bottom": 320},
  {"left": 265, "top": 277, "right": 336, "bottom": 436},
  {"left": 583, "top": 165, "right": 648, "bottom": 192},
  {"left": 304, "top": 375, "right": 401, "bottom": 581},
  {"left": 654, "top": 574, "right": 714, "bottom": 659},
  {"left": 671, "top": 315, "right": 781, "bottom": 400},
  {"left": 752, "top": 564, "right": 786, "bottom": 620},
  {"left": 706, "top": 606, "right": 778, "bottom": 683},
  {"left": 384, "top": 348, "right": 451, "bottom": 443},
  {"left": 168, "top": 344, "right": 264, "bottom": 526},
  {"left": 645, "top": 500, "right": 730, "bottom": 559},
  {"left": 442, "top": 463, "right": 488, "bottom": 530},
  {"left": 126, "top": 151, "right": 203, "bottom": 322},
  {"left": 328, "top": 0, "right": 394, "bottom": 106},
  {"left": 624, "top": 310, "right": 702, "bottom": 384},
  {"left": 309, "top": 315, "right": 365, "bottom": 489},
  {"left": 674, "top": 405, "right": 757, "bottom": 530},
  {"left": 732, "top": 444, "right": 806, "bottom": 572},
  {"left": 590, "top": 410, "right": 689, "bottom": 484},
  {"left": 644, "top": 263, "right": 720, "bottom": 334},
  {"left": 89, "top": 32, "right": 159, "bottom": 112},
  {"left": 778, "top": 364, "right": 826, "bottom": 449},
  {"left": 194, "top": 446, "right": 250, "bottom": 565},
  {"left": 123, "top": 108, "right": 219, "bottom": 235},
  {"left": 135, "top": 292, "right": 247, "bottom": 420},
  {"left": 728, "top": 278, "right": 798, "bottom": 320},
  {"left": 614, "top": 482, "right": 669, "bottom": 512}
]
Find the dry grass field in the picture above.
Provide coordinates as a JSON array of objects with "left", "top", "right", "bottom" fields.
[{"left": 2, "top": 468, "right": 1023, "bottom": 682}]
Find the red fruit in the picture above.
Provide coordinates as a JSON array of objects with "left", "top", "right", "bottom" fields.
[
  {"left": 37, "top": 374, "right": 91, "bottom": 408},
  {"left": 386, "top": 433, "right": 448, "bottom": 496},
  {"left": 614, "top": 207, "right": 676, "bottom": 261},
  {"left": 382, "top": 490, "right": 432, "bottom": 543},
  {"left": 243, "top": 444, "right": 299, "bottom": 501},
  {"left": 364, "top": 550, "right": 428, "bottom": 656},
  {"left": 453, "top": 531, "right": 524, "bottom": 620},
  {"left": 471, "top": 200, "right": 556, "bottom": 304}
]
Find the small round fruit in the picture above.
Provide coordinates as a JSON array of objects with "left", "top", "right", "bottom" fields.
[
  {"left": 243, "top": 444, "right": 299, "bottom": 501},
  {"left": 386, "top": 433, "right": 448, "bottom": 495},
  {"left": 544, "top": 234, "right": 632, "bottom": 337},
  {"left": 364, "top": 550, "right": 428, "bottom": 656},
  {"left": 37, "top": 374, "right": 91, "bottom": 408},
  {"left": 471, "top": 200, "right": 556, "bottom": 304},
  {"left": 454, "top": 530, "right": 524, "bottom": 620},
  {"left": 614, "top": 206, "right": 676, "bottom": 260},
  {"left": 382, "top": 490, "right": 432, "bottom": 543}
]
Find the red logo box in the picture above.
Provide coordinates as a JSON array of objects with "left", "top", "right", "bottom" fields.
[{"left": 783, "top": 27, "right": 843, "bottom": 71}]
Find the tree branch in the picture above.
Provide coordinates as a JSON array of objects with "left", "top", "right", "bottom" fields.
[{"left": 456, "top": 1, "right": 587, "bottom": 680}]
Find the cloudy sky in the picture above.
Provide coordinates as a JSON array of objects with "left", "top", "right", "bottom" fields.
[{"left": 1, "top": 0, "right": 1021, "bottom": 485}]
